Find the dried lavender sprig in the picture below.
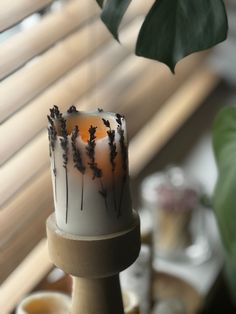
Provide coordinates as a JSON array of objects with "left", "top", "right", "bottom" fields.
[
  {"left": 67, "top": 105, "right": 79, "bottom": 114},
  {"left": 49, "top": 105, "right": 62, "bottom": 120},
  {"left": 118, "top": 128, "right": 128, "bottom": 173},
  {"left": 86, "top": 125, "right": 108, "bottom": 211},
  {"left": 116, "top": 113, "right": 124, "bottom": 126},
  {"left": 71, "top": 125, "right": 86, "bottom": 211},
  {"left": 71, "top": 126, "right": 85, "bottom": 174},
  {"left": 86, "top": 126, "right": 102, "bottom": 179},
  {"left": 47, "top": 115, "right": 57, "bottom": 154},
  {"left": 102, "top": 118, "right": 118, "bottom": 212},
  {"left": 116, "top": 114, "right": 127, "bottom": 172},
  {"left": 49, "top": 106, "right": 68, "bottom": 168},
  {"left": 116, "top": 114, "right": 128, "bottom": 217},
  {"left": 47, "top": 114, "right": 57, "bottom": 201},
  {"left": 102, "top": 119, "right": 118, "bottom": 171},
  {"left": 54, "top": 110, "right": 69, "bottom": 224}
]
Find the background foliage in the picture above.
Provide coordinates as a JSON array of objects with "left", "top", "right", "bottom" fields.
[{"left": 213, "top": 107, "right": 236, "bottom": 302}]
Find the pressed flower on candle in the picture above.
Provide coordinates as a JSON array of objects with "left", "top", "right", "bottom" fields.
[{"left": 47, "top": 106, "right": 134, "bottom": 236}]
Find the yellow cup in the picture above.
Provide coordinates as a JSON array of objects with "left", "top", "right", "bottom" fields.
[
  {"left": 16, "top": 291, "right": 71, "bottom": 314},
  {"left": 17, "top": 289, "right": 138, "bottom": 314}
]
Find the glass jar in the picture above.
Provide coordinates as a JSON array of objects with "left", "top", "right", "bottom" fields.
[{"left": 141, "top": 167, "right": 211, "bottom": 264}]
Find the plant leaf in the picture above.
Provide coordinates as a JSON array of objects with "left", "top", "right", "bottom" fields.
[
  {"left": 213, "top": 106, "right": 236, "bottom": 300},
  {"left": 101, "top": 0, "right": 132, "bottom": 40},
  {"left": 136, "top": 0, "right": 228, "bottom": 72},
  {"left": 96, "top": 0, "right": 104, "bottom": 8}
]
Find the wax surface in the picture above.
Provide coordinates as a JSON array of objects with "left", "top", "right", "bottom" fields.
[{"left": 48, "top": 106, "right": 134, "bottom": 236}]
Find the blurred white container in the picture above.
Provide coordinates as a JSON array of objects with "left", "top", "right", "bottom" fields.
[{"left": 141, "top": 167, "right": 211, "bottom": 264}]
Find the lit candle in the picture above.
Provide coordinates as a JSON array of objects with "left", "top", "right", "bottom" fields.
[{"left": 47, "top": 106, "right": 134, "bottom": 235}]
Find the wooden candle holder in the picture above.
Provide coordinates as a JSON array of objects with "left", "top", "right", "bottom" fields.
[{"left": 46, "top": 213, "right": 140, "bottom": 314}]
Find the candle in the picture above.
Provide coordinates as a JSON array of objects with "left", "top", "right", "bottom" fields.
[{"left": 47, "top": 106, "right": 134, "bottom": 235}]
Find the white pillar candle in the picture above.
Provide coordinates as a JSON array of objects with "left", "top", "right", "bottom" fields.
[{"left": 47, "top": 106, "right": 135, "bottom": 236}]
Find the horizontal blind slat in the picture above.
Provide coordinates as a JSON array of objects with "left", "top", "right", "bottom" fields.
[
  {"left": 123, "top": 53, "right": 207, "bottom": 138},
  {"left": 0, "top": 132, "right": 49, "bottom": 207},
  {"left": 77, "top": 53, "right": 207, "bottom": 137},
  {"left": 0, "top": 53, "right": 205, "bottom": 208},
  {"left": 0, "top": 0, "right": 98, "bottom": 79},
  {"left": 0, "top": 206, "right": 50, "bottom": 283},
  {"left": 77, "top": 56, "right": 155, "bottom": 111},
  {"left": 117, "top": 52, "right": 207, "bottom": 114},
  {"left": 0, "top": 18, "right": 111, "bottom": 123},
  {"left": 0, "top": 170, "right": 52, "bottom": 247},
  {"left": 129, "top": 68, "right": 220, "bottom": 177},
  {"left": 1, "top": 20, "right": 146, "bottom": 165},
  {"left": 0, "top": 1, "right": 144, "bottom": 124},
  {"left": 0, "top": 239, "right": 52, "bottom": 314},
  {"left": 0, "top": 0, "right": 53, "bottom": 32}
]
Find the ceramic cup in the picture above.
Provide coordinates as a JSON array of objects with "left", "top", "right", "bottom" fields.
[{"left": 16, "top": 291, "right": 71, "bottom": 314}]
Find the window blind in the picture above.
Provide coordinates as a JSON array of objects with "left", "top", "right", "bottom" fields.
[{"left": 0, "top": 0, "right": 219, "bottom": 292}]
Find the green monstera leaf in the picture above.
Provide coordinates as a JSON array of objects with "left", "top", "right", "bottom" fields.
[
  {"left": 96, "top": 0, "right": 104, "bottom": 8},
  {"left": 136, "top": 0, "right": 228, "bottom": 72},
  {"left": 96, "top": 0, "right": 228, "bottom": 72},
  {"left": 101, "top": 0, "right": 132, "bottom": 40},
  {"left": 213, "top": 107, "right": 236, "bottom": 302}
]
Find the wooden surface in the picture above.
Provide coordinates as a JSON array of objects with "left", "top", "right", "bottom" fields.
[{"left": 153, "top": 272, "right": 203, "bottom": 314}]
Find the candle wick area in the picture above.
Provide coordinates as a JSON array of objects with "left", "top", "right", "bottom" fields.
[{"left": 56, "top": 115, "right": 110, "bottom": 142}]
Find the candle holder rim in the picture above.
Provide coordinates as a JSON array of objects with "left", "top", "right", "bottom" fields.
[{"left": 46, "top": 212, "right": 141, "bottom": 278}]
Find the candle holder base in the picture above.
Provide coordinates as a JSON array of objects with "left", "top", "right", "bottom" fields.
[{"left": 46, "top": 213, "right": 140, "bottom": 314}]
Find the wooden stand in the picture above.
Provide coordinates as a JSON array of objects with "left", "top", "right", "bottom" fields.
[{"left": 46, "top": 213, "right": 140, "bottom": 314}]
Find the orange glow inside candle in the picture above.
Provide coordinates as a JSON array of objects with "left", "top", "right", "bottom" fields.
[{"left": 56, "top": 114, "right": 108, "bottom": 142}]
